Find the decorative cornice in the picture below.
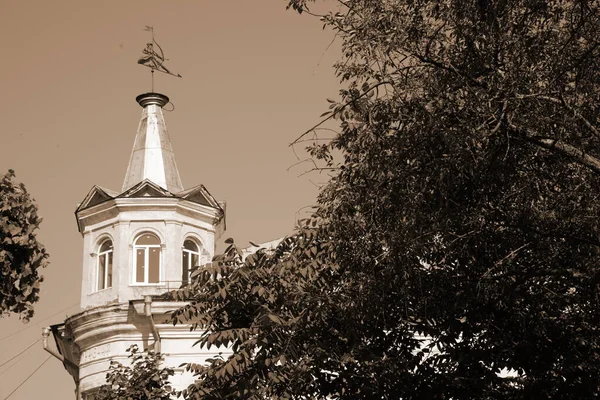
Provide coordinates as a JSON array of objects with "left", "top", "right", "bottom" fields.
[{"left": 75, "top": 196, "right": 224, "bottom": 233}]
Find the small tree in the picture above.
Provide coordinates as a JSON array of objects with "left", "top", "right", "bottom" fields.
[
  {"left": 95, "top": 344, "right": 175, "bottom": 400},
  {"left": 0, "top": 169, "right": 48, "bottom": 321}
]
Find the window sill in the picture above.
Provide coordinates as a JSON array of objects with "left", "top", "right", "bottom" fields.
[
  {"left": 89, "top": 287, "right": 113, "bottom": 295},
  {"left": 128, "top": 283, "right": 166, "bottom": 287}
]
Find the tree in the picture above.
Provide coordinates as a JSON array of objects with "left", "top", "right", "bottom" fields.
[
  {"left": 95, "top": 344, "right": 176, "bottom": 400},
  {"left": 0, "top": 169, "right": 48, "bottom": 321},
  {"left": 170, "top": 1, "right": 600, "bottom": 398}
]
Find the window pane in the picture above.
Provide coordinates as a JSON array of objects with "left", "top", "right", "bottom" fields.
[
  {"left": 98, "top": 254, "right": 106, "bottom": 290},
  {"left": 191, "top": 253, "right": 199, "bottom": 268},
  {"left": 184, "top": 240, "right": 198, "bottom": 251},
  {"left": 148, "top": 248, "right": 160, "bottom": 283},
  {"left": 99, "top": 240, "right": 112, "bottom": 253},
  {"left": 107, "top": 251, "right": 113, "bottom": 288},
  {"left": 136, "top": 233, "right": 160, "bottom": 246},
  {"left": 182, "top": 251, "right": 189, "bottom": 285},
  {"left": 136, "top": 249, "right": 145, "bottom": 283}
]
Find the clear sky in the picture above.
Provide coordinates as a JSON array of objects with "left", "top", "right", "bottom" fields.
[{"left": 0, "top": 1, "right": 340, "bottom": 398}]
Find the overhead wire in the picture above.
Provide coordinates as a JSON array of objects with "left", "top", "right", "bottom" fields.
[
  {"left": 0, "top": 302, "right": 79, "bottom": 342},
  {"left": 3, "top": 355, "right": 51, "bottom": 399},
  {"left": 0, "top": 303, "right": 79, "bottom": 396},
  {"left": 0, "top": 338, "right": 42, "bottom": 369},
  {"left": 0, "top": 337, "right": 39, "bottom": 376}
]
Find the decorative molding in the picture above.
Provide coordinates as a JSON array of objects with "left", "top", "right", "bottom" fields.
[{"left": 81, "top": 343, "right": 113, "bottom": 363}]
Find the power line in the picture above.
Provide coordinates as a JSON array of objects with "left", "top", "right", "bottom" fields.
[
  {"left": 0, "top": 337, "right": 38, "bottom": 377},
  {"left": 3, "top": 355, "right": 51, "bottom": 399},
  {"left": 0, "top": 302, "right": 79, "bottom": 342},
  {"left": 0, "top": 338, "right": 42, "bottom": 369}
]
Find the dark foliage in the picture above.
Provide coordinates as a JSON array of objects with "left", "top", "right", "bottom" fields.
[
  {"left": 170, "top": 1, "right": 600, "bottom": 398},
  {"left": 95, "top": 344, "right": 175, "bottom": 400},
  {"left": 0, "top": 169, "right": 48, "bottom": 321}
]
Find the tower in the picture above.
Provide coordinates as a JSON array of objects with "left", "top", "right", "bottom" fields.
[{"left": 43, "top": 92, "right": 227, "bottom": 399}]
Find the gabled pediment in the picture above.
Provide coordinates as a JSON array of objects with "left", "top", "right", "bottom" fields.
[
  {"left": 117, "top": 179, "right": 175, "bottom": 199},
  {"left": 77, "top": 186, "right": 117, "bottom": 212},
  {"left": 176, "top": 184, "right": 221, "bottom": 209}
]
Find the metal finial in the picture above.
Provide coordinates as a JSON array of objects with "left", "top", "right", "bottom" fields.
[{"left": 136, "top": 92, "right": 170, "bottom": 108}]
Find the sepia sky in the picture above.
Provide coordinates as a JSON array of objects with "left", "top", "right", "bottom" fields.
[{"left": 0, "top": 1, "right": 340, "bottom": 398}]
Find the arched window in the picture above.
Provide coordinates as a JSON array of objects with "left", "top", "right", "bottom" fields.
[
  {"left": 97, "top": 239, "right": 113, "bottom": 291},
  {"left": 182, "top": 239, "right": 201, "bottom": 286},
  {"left": 134, "top": 233, "right": 161, "bottom": 284}
]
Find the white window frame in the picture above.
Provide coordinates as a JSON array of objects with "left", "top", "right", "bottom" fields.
[
  {"left": 96, "top": 240, "right": 113, "bottom": 291},
  {"left": 132, "top": 233, "right": 162, "bottom": 285},
  {"left": 182, "top": 239, "right": 202, "bottom": 285}
]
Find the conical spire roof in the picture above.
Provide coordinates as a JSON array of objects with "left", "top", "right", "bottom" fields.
[{"left": 122, "top": 92, "right": 184, "bottom": 193}]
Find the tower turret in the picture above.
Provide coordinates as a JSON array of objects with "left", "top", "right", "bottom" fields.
[
  {"left": 45, "top": 92, "right": 227, "bottom": 397},
  {"left": 74, "top": 92, "right": 225, "bottom": 310},
  {"left": 44, "top": 33, "right": 228, "bottom": 399}
]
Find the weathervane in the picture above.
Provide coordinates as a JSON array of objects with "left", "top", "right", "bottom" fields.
[{"left": 138, "top": 26, "right": 182, "bottom": 91}]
